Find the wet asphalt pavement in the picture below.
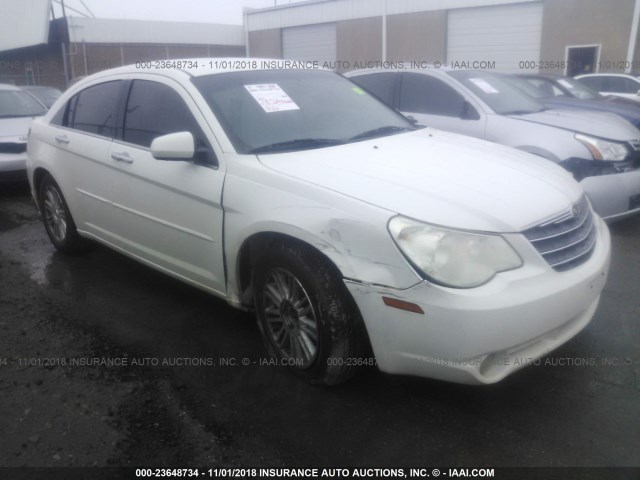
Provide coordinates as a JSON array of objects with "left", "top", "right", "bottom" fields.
[{"left": 0, "top": 183, "right": 639, "bottom": 475}]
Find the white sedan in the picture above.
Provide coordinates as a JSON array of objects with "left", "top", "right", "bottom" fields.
[
  {"left": 27, "top": 59, "right": 610, "bottom": 385},
  {"left": 0, "top": 83, "right": 47, "bottom": 182}
]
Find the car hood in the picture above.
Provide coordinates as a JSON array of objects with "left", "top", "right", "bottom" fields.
[
  {"left": 0, "top": 116, "right": 35, "bottom": 140},
  {"left": 508, "top": 109, "right": 639, "bottom": 140},
  {"left": 540, "top": 98, "right": 640, "bottom": 126},
  {"left": 258, "top": 129, "right": 583, "bottom": 233}
]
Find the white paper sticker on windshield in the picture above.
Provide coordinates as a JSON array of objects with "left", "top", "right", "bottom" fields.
[
  {"left": 244, "top": 84, "right": 300, "bottom": 112},
  {"left": 557, "top": 79, "right": 574, "bottom": 90},
  {"left": 468, "top": 78, "right": 500, "bottom": 94}
]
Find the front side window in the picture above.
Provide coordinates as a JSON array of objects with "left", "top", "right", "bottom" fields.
[
  {"left": 399, "top": 73, "right": 467, "bottom": 117},
  {"left": 65, "top": 81, "right": 123, "bottom": 138},
  {"left": 192, "top": 69, "right": 415, "bottom": 154},
  {"left": 0, "top": 90, "right": 47, "bottom": 118},
  {"left": 123, "top": 80, "right": 201, "bottom": 148}
]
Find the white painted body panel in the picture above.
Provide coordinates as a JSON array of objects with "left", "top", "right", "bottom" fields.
[{"left": 26, "top": 60, "right": 612, "bottom": 384}]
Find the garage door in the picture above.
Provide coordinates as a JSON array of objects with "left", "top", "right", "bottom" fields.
[
  {"left": 447, "top": 3, "right": 543, "bottom": 73},
  {"left": 282, "top": 23, "right": 336, "bottom": 63}
]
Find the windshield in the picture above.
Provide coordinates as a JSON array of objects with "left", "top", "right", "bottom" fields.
[
  {"left": 503, "top": 76, "right": 548, "bottom": 99},
  {"left": 0, "top": 90, "right": 47, "bottom": 118},
  {"left": 192, "top": 69, "right": 416, "bottom": 154},
  {"left": 553, "top": 77, "right": 601, "bottom": 100},
  {"left": 24, "top": 87, "right": 62, "bottom": 108},
  {"left": 447, "top": 71, "right": 545, "bottom": 115}
]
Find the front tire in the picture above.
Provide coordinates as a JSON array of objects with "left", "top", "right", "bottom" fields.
[
  {"left": 39, "top": 174, "right": 85, "bottom": 253},
  {"left": 253, "top": 242, "right": 367, "bottom": 386}
]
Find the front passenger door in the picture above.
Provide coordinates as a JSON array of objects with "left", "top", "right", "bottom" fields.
[{"left": 108, "top": 78, "right": 226, "bottom": 295}]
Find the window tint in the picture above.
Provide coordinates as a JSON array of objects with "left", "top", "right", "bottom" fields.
[
  {"left": 123, "top": 80, "right": 200, "bottom": 148},
  {"left": 67, "top": 81, "right": 122, "bottom": 137},
  {"left": 399, "top": 73, "right": 466, "bottom": 117},
  {"left": 578, "top": 76, "right": 604, "bottom": 91},
  {"left": 604, "top": 76, "right": 640, "bottom": 94},
  {"left": 351, "top": 73, "right": 398, "bottom": 106}
]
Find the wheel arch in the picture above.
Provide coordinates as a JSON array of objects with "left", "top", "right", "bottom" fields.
[
  {"left": 233, "top": 230, "right": 347, "bottom": 310},
  {"left": 32, "top": 167, "right": 52, "bottom": 209}
]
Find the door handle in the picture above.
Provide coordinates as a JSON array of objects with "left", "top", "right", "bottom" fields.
[
  {"left": 55, "top": 135, "right": 70, "bottom": 144},
  {"left": 111, "top": 152, "right": 134, "bottom": 164}
]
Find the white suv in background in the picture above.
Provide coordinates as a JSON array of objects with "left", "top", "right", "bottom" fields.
[
  {"left": 575, "top": 73, "right": 640, "bottom": 102},
  {"left": 347, "top": 68, "right": 640, "bottom": 221},
  {"left": 27, "top": 60, "right": 610, "bottom": 385}
]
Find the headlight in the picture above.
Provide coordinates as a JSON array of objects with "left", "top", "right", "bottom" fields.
[
  {"left": 388, "top": 216, "right": 522, "bottom": 288},
  {"left": 575, "top": 134, "right": 629, "bottom": 161}
]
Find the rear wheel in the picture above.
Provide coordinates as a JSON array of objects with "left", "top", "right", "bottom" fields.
[
  {"left": 253, "top": 241, "right": 367, "bottom": 385},
  {"left": 39, "top": 174, "right": 85, "bottom": 253}
]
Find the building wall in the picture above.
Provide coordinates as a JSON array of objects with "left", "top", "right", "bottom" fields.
[
  {"left": 67, "top": 43, "right": 245, "bottom": 80},
  {"left": 540, "top": 0, "right": 636, "bottom": 73},
  {"left": 248, "top": 29, "right": 282, "bottom": 58},
  {"left": 386, "top": 11, "right": 446, "bottom": 63},
  {"left": 0, "top": 44, "right": 66, "bottom": 89},
  {"left": 336, "top": 17, "right": 382, "bottom": 70}
]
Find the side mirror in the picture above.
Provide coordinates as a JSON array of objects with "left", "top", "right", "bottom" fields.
[
  {"left": 151, "top": 132, "right": 195, "bottom": 161},
  {"left": 461, "top": 101, "right": 480, "bottom": 120}
]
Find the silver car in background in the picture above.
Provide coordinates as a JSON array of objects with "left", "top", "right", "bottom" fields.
[
  {"left": 347, "top": 68, "right": 640, "bottom": 221},
  {"left": 0, "top": 84, "right": 47, "bottom": 182}
]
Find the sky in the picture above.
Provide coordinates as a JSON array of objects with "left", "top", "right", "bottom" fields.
[{"left": 51, "top": 0, "right": 307, "bottom": 25}]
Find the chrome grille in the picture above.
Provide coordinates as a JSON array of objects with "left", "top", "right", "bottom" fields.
[{"left": 523, "top": 196, "right": 596, "bottom": 272}]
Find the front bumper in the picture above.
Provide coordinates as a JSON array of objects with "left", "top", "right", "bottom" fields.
[
  {"left": 346, "top": 216, "right": 611, "bottom": 384},
  {"left": 580, "top": 168, "right": 640, "bottom": 221},
  {"left": 0, "top": 153, "right": 28, "bottom": 182}
]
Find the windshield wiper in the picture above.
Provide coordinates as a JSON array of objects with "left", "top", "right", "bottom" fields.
[
  {"left": 347, "top": 125, "right": 415, "bottom": 143},
  {"left": 248, "top": 138, "right": 345, "bottom": 154},
  {"left": 505, "top": 108, "right": 547, "bottom": 116}
]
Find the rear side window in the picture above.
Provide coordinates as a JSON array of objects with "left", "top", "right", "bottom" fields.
[
  {"left": 65, "top": 81, "right": 123, "bottom": 137},
  {"left": 123, "top": 80, "right": 200, "bottom": 148},
  {"left": 351, "top": 73, "right": 398, "bottom": 106},
  {"left": 399, "top": 73, "right": 466, "bottom": 117},
  {"left": 604, "top": 76, "right": 639, "bottom": 93},
  {"left": 577, "top": 76, "right": 604, "bottom": 91}
]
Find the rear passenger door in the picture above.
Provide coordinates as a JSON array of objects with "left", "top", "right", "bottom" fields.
[
  {"left": 108, "top": 77, "right": 226, "bottom": 295},
  {"left": 49, "top": 80, "right": 126, "bottom": 239},
  {"left": 398, "top": 72, "right": 486, "bottom": 139}
]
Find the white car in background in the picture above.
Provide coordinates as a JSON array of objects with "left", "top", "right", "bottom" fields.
[
  {"left": 347, "top": 68, "right": 640, "bottom": 221},
  {"left": 575, "top": 73, "right": 640, "bottom": 103},
  {"left": 27, "top": 60, "right": 610, "bottom": 385},
  {"left": 0, "top": 84, "right": 47, "bottom": 182}
]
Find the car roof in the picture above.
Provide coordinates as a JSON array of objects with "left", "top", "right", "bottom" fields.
[
  {"left": 0, "top": 83, "right": 23, "bottom": 92},
  {"left": 347, "top": 65, "right": 454, "bottom": 77},
  {"left": 575, "top": 73, "right": 640, "bottom": 79},
  {"left": 516, "top": 73, "right": 567, "bottom": 80},
  {"left": 66, "top": 57, "right": 334, "bottom": 91},
  {"left": 83, "top": 57, "right": 327, "bottom": 79}
]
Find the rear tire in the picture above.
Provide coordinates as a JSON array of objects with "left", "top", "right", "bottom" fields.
[
  {"left": 39, "top": 174, "right": 85, "bottom": 253},
  {"left": 253, "top": 241, "right": 367, "bottom": 386}
]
